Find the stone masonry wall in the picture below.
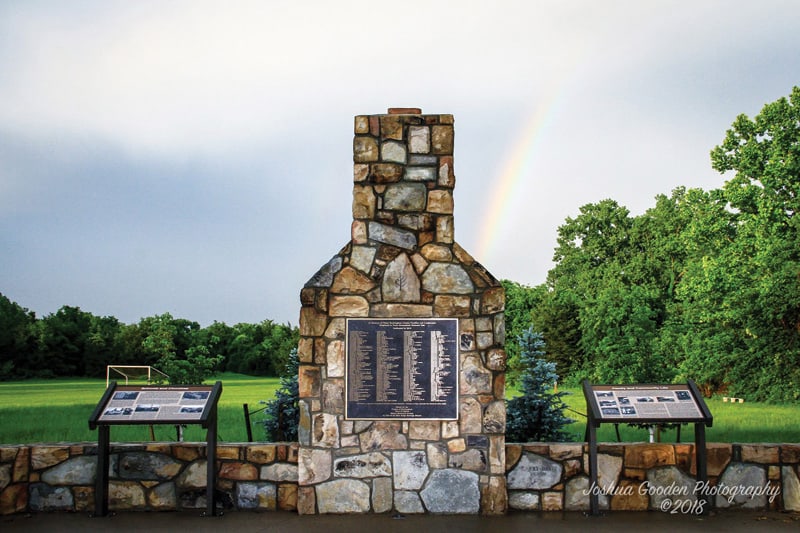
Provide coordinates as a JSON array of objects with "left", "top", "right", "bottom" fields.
[
  {"left": 3, "top": 442, "right": 799, "bottom": 514},
  {"left": 505, "top": 442, "right": 800, "bottom": 513},
  {"left": 296, "top": 109, "right": 507, "bottom": 515},
  {"left": 0, "top": 442, "right": 298, "bottom": 515}
]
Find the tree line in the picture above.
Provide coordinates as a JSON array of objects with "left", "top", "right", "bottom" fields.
[
  {"left": 503, "top": 87, "right": 800, "bottom": 402},
  {"left": 0, "top": 296, "right": 298, "bottom": 382}
]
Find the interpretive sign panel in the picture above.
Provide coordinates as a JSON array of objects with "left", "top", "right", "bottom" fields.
[
  {"left": 90, "top": 383, "right": 221, "bottom": 427},
  {"left": 582, "top": 380, "right": 713, "bottom": 515},
  {"left": 583, "top": 382, "right": 712, "bottom": 424},
  {"left": 345, "top": 318, "right": 458, "bottom": 420},
  {"left": 89, "top": 381, "right": 222, "bottom": 518}
]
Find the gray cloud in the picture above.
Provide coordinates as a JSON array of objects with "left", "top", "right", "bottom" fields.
[{"left": 2, "top": 1, "right": 799, "bottom": 325}]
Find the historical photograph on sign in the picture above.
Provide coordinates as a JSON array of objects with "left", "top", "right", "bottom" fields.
[
  {"left": 345, "top": 318, "right": 458, "bottom": 420},
  {"left": 590, "top": 384, "right": 704, "bottom": 420},
  {"left": 97, "top": 385, "right": 214, "bottom": 423}
]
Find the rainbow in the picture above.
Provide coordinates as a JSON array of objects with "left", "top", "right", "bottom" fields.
[{"left": 474, "top": 88, "right": 567, "bottom": 263}]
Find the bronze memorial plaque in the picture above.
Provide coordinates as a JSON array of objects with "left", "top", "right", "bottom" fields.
[{"left": 345, "top": 318, "right": 459, "bottom": 420}]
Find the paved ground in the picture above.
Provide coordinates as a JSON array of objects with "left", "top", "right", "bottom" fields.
[{"left": 2, "top": 510, "right": 799, "bottom": 532}]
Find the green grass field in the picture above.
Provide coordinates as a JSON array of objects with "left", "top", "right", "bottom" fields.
[
  {"left": 0, "top": 375, "right": 798, "bottom": 445},
  {"left": 0, "top": 373, "right": 280, "bottom": 444}
]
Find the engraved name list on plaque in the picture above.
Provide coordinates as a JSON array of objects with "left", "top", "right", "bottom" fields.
[{"left": 345, "top": 318, "right": 458, "bottom": 420}]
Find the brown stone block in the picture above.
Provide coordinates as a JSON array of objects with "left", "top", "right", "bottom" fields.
[
  {"left": 298, "top": 365, "right": 321, "bottom": 398},
  {"left": 610, "top": 480, "right": 649, "bottom": 510},
  {"left": 388, "top": 107, "right": 422, "bottom": 115},
  {"left": 332, "top": 266, "right": 376, "bottom": 294},
  {"left": 352, "top": 220, "right": 368, "bottom": 243},
  {"left": 12, "top": 448, "right": 28, "bottom": 482},
  {"left": 278, "top": 483, "right": 298, "bottom": 511},
  {"left": 781, "top": 444, "right": 800, "bottom": 464},
  {"left": 313, "top": 337, "right": 327, "bottom": 365},
  {"left": 219, "top": 461, "right": 258, "bottom": 481},
  {"left": 434, "top": 295, "right": 471, "bottom": 317},
  {"left": 741, "top": 444, "right": 779, "bottom": 464},
  {"left": 409, "top": 420, "right": 440, "bottom": 441},
  {"left": 448, "top": 438, "right": 467, "bottom": 453},
  {"left": 431, "top": 125, "right": 454, "bottom": 154},
  {"left": 329, "top": 295, "right": 369, "bottom": 317},
  {"left": 564, "top": 459, "right": 582, "bottom": 478},
  {"left": 369, "top": 116, "right": 380, "bottom": 136},
  {"left": 288, "top": 443, "right": 299, "bottom": 463},
  {"left": 438, "top": 156, "right": 455, "bottom": 187},
  {"left": 353, "top": 136, "right": 379, "bottom": 162},
  {"left": 369, "top": 163, "right": 403, "bottom": 183},
  {"left": 380, "top": 115, "right": 404, "bottom": 140},
  {"left": 485, "top": 348, "right": 507, "bottom": 371},
  {"left": 480, "top": 287, "right": 505, "bottom": 314},
  {"left": 542, "top": 491, "right": 562, "bottom": 511},
  {"left": 690, "top": 443, "right": 731, "bottom": 477},
  {"left": 370, "top": 303, "right": 432, "bottom": 317},
  {"left": 435, "top": 216, "right": 454, "bottom": 243},
  {"left": 354, "top": 163, "right": 369, "bottom": 182},
  {"left": 73, "top": 486, "right": 94, "bottom": 512},
  {"left": 624, "top": 444, "right": 676, "bottom": 469},
  {"left": 144, "top": 443, "right": 171, "bottom": 454},
  {"left": 768, "top": 465, "right": 781, "bottom": 480},
  {"left": 522, "top": 444, "right": 550, "bottom": 455},
  {"left": 31, "top": 446, "right": 68, "bottom": 470},
  {"left": 597, "top": 444, "right": 624, "bottom": 455},
  {"left": 0, "top": 483, "right": 27, "bottom": 515},
  {"left": 297, "top": 486, "right": 316, "bottom": 515},
  {"left": 493, "top": 373, "right": 506, "bottom": 401},
  {"left": 316, "top": 289, "right": 328, "bottom": 312},
  {"left": 172, "top": 445, "right": 201, "bottom": 462},
  {"left": 352, "top": 185, "right": 376, "bottom": 219},
  {"left": 418, "top": 230, "right": 434, "bottom": 246},
  {"left": 427, "top": 190, "right": 453, "bottom": 214},
  {"left": 247, "top": 445, "right": 277, "bottom": 465},
  {"left": 359, "top": 421, "right": 407, "bottom": 451},
  {"left": 216, "top": 445, "right": 241, "bottom": 460},
  {"left": 549, "top": 444, "right": 583, "bottom": 460},
  {"left": 0, "top": 447, "right": 17, "bottom": 463},
  {"left": 300, "top": 288, "right": 315, "bottom": 306},
  {"left": 297, "top": 337, "right": 313, "bottom": 363},
  {"left": 505, "top": 444, "right": 522, "bottom": 471},
  {"left": 299, "top": 307, "right": 327, "bottom": 336},
  {"left": 481, "top": 475, "right": 507, "bottom": 515},
  {"left": 354, "top": 115, "right": 369, "bottom": 134},
  {"left": 69, "top": 445, "right": 84, "bottom": 456}
]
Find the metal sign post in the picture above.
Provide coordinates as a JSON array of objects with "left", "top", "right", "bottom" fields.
[
  {"left": 89, "top": 381, "right": 222, "bottom": 517},
  {"left": 583, "top": 379, "right": 713, "bottom": 516}
]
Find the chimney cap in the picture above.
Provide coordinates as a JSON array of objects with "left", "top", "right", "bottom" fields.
[{"left": 387, "top": 107, "right": 422, "bottom": 115}]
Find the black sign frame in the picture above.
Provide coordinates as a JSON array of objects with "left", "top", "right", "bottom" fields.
[
  {"left": 345, "top": 318, "right": 459, "bottom": 420},
  {"left": 89, "top": 381, "right": 222, "bottom": 517},
  {"left": 583, "top": 379, "right": 713, "bottom": 516}
]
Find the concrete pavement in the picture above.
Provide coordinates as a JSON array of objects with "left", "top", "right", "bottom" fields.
[{"left": 2, "top": 510, "right": 799, "bottom": 532}]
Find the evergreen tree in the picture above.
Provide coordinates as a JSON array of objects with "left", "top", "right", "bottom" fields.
[
  {"left": 506, "top": 328, "right": 574, "bottom": 442},
  {"left": 262, "top": 348, "right": 299, "bottom": 441}
]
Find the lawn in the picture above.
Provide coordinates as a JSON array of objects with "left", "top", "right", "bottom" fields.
[
  {"left": 552, "top": 386, "right": 800, "bottom": 443},
  {"left": 0, "top": 376, "right": 798, "bottom": 445},
  {"left": 0, "top": 373, "right": 280, "bottom": 444}
]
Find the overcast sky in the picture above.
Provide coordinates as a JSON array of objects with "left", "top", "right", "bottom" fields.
[{"left": 2, "top": 1, "right": 799, "bottom": 326}]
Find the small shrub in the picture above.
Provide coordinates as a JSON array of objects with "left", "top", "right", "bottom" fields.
[
  {"left": 262, "top": 348, "right": 299, "bottom": 441},
  {"left": 506, "top": 328, "right": 574, "bottom": 442}
]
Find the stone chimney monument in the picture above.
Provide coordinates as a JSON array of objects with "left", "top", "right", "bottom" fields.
[{"left": 297, "top": 108, "right": 507, "bottom": 514}]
